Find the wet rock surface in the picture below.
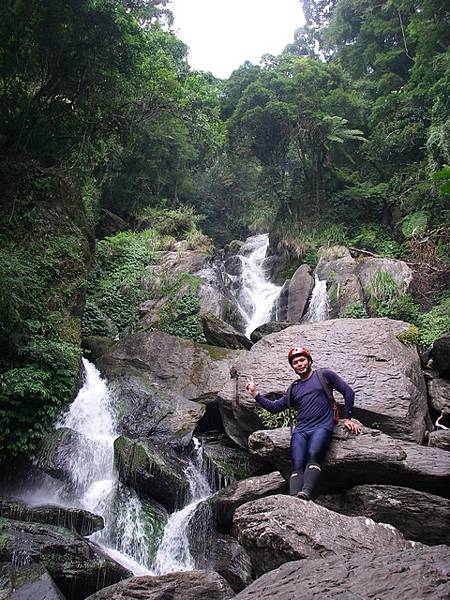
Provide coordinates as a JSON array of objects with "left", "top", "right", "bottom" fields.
[
  {"left": 316, "top": 484, "right": 450, "bottom": 545},
  {"left": 0, "top": 518, "right": 131, "bottom": 600},
  {"left": 201, "top": 313, "right": 253, "bottom": 350},
  {"left": 220, "top": 319, "right": 430, "bottom": 444},
  {"left": 114, "top": 436, "right": 188, "bottom": 511},
  {"left": 286, "top": 264, "right": 314, "bottom": 322},
  {"left": 232, "top": 494, "right": 410, "bottom": 576},
  {"left": 203, "top": 471, "right": 287, "bottom": 532},
  {"left": 0, "top": 561, "right": 66, "bottom": 600},
  {"left": 248, "top": 423, "right": 450, "bottom": 498},
  {"left": 232, "top": 544, "right": 450, "bottom": 600},
  {"left": 0, "top": 499, "right": 104, "bottom": 536},
  {"left": 85, "top": 570, "right": 234, "bottom": 600},
  {"left": 431, "top": 333, "right": 450, "bottom": 378}
]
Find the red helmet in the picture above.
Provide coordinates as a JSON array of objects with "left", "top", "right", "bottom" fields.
[{"left": 288, "top": 346, "right": 312, "bottom": 365}]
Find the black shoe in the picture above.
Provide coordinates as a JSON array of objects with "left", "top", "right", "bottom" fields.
[{"left": 296, "top": 490, "right": 311, "bottom": 501}]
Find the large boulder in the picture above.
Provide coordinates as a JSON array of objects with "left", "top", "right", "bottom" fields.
[
  {"left": 316, "top": 484, "right": 450, "bottom": 545},
  {"left": 286, "top": 264, "right": 314, "bottom": 322},
  {"left": 248, "top": 423, "right": 450, "bottom": 498},
  {"left": 0, "top": 561, "right": 65, "bottom": 600},
  {"left": 219, "top": 319, "right": 430, "bottom": 445},
  {"left": 36, "top": 427, "right": 96, "bottom": 487},
  {"left": 232, "top": 544, "right": 450, "bottom": 600},
  {"left": 114, "top": 436, "right": 188, "bottom": 511},
  {"left": 250, "top": 320, "right": 293, "bottom": 343},
  {"left": 201, "top": 313, "right": 253, "bottom": 350},
  {"left": 232, "top": 495, "right": 410, "bottom": 576},
  {"left": 315, "top": 246, "right": 357, "bottom": 282},
  {"left": 328, "top": 273, "right": 364, "bottom": 318},
  {"left": 201, "top": 471, "right": 287, "bottom": 533},
  {"left": 355, "top": 257, "right": 413, "bottom": 298},
  {"left": 0, "top": 499, "right": 103, "bottom": 536},
  {"left": 0, "top": 518, "right": 131, "bottom": 599},
  {"left": 427, "top": 376, "right": 450, "bottom": 415},
  {"left": 85, "top": 570, "right": 234, "bottom": 600},
  {"left": 432, "top": 333, "right": 450, "bottom": 378},
  {"left": 428, "top": 430, "right": 450, "bottom": 451},
  {"left": 97, "top": 331, "right": 242, "bottom": 447}
]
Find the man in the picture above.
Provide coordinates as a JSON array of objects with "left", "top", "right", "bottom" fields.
[{"left": 244, "top": 346, "right": 361, "bottom": 500}]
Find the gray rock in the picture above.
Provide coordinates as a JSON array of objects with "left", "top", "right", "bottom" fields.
[
  {"left": 356, "top": 257, "right": 413, "bottom": 298},
  {"left": 270, "top": 280, "right": 290, "bottom": 321},
  {"left": 233, "top": 544, "right": 450, "bottom": 600},
  {"left": 428, "top": 376, "right": 450, "bottom": 415},
  {"left": 316, "top": 484, "right": 450, "bottom": 545},
  {"left": 250, "top": 321, "right": 293, "bottom": 343},
  {"left": 114, "top": 436, "right": 188, "bottom": 511},
  {"left": 0, "top": 561, "right": 65, "bottom": 600},
  {"left": 36, "top": 428, "right": 97, "bottom": 487},
  {"left": 0, "top": 518, "right": 131, "bottom": 599},
  {"left": 0, "top": 499, "right": 103, "bottom": 536},
  {"left": 286, "top": 264, "right": 314, "bottom": 322},
  {"left": 203, "top": 471, "right": 287, "bottom": 532},
  {"left": 432, "top": 333, "right": 450, "bottom": 378},
  {"left": 220, "top": 319, "right": 430, "bottom": 444},
  {"left": 81, "top": 336, "right": 115, "bottom": 361},
  {"left": 315, "top": 246, "right": 357, "bottom": 282},
  {"left": 85, "top": 570, "right": 234, "bottom": 600},
  {"left": 328, "top": 273, "right": 364, "bottom": 318},
  {"left": 194, "top": 534, "right": 253, "bottom": 593},
  {"left": 428, "top": 429, "right": 450, "bottom": 451},
  {"left": 232, "top": 494, "right": 410, "bottom": 576},
  {"left": 248, "top": 423, "right": 450, "bottom": 498},
  {"left": 201, "top": 313, "right": 253, "bottom": 350},
  {"left": 201, "top": 438, "right": 266, "bottom": 489}
]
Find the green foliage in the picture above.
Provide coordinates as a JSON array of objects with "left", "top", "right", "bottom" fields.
[
  {"left": 396, "top": 324, "right": 419, "bottom": 346},
  {"left": 418, "top": 294, "right": 450, "bottom": 349},
  {"left": 432, "top": 165, "right": 450, "bottom": 197},
  {"left": 158, "top": 291, "right": 206, "bottom": 343},
  {"left": 401, "top": 212, "right": 429, "bottom": 239},
  {"left": 259, "top": 408, "right": 296, "bottom": 430},
  {"left": 136, "top": 206, "right": 203, "bottom": 237},
  {"left": 349, "top": 225, "right": 401, "bottom": 258},
  {"left": 82, "top": 230, "right": 158, "bottom": 337},
  {"left": 367, "top": 271, "right": 420, "bottom": 323},
  {"left": 341, "top": 301, "right": 368, "bottom": 319}
]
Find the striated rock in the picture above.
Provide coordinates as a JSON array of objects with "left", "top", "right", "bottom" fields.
[
  {"left": 428, "top": 429, "right": 450, "bottom": 451},
  {"left": 98, "top": 330, "right": 241, "bottom": 401},
  {"left": 316, "top": 484, "right": 450, "bottom": 545},
  {"left": 219, "top": 319, "right": 430, "bottom": 445},
  {"left": 202, "top": 534, "right": 253, "bottom": 593},
  {"left": 286, "top": 264, "right": 314, "bottom": 322},
  {"left": 0, "top": 561, "right": 65, "bottom": 600},
  {"left": 248, "top": 423, "right": 450, "bottom": 498},
  {"left": 201, "top": 438, "right": 267, "bottom": 489},
  {"left": 233, "top": 544, "right": 450, "bottom": 600},
  {"left": 250, "top": 321, "right": 293, "bottom": 343},
  {"left": 85, "top": 570, "right": 234, "bottom": 600},
  {"left": 0, "top": 518, "right": 131, "bottom": 600},
  {"left": 427, "top": 376, "right": 450, "bottom": 415},
  {"left": 0, "top": 499, "right": 103, "bottom": 536},
  {"left": 232, "top": 494, "right": 410, "bottom": 576},
  {"left": 328, "top": 273, "right": 364, "bottom": 318},
  {"left": 36, "top": 427, "right": 96, "bottom": 487},
  {"left": 431, "top": 332, "right": 450, "bottom": 378},
  {"left": 355, "top": 257, "right": 413, "bottom": 297},
  {"left": 114, "top": 436, "right": 188, "bottom": 511},
  {"left": 201, "top": 313, "right": 253, "bottom": 350},
  {"left": 201, "top": 471, "right": 287, "bottom": 533}
]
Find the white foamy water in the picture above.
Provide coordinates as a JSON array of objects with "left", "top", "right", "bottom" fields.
[
  {"left": 152, "top": 441, "right": 212, "bottom": 574},
  {"left": 305, "top": 275, "right": 329, "bottom": 321},
  {"left": 236, "top": 234, "right": 282, "bottom": 337},
  {"left": 52, "top": 359, "right": 151, "bottom": 573}
]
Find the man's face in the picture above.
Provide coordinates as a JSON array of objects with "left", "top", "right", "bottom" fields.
[{"left": 291, "top": 354, "right": 311, "bottom": 375}]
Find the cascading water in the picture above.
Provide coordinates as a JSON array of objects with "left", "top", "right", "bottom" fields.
[
  {"left": 304, "top": 275, "right": 329, "bottom": 321},
  {"left": 51, "top": 359, "right": 151, "bottom": 574},
  {"left": 152, "top": 439, "right": 213, "bottom": 574},
  {"left": 235, "top": 234, "right": 282, "bottom": 337}
]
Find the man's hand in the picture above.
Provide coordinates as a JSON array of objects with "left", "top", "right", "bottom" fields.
[
  {"left": 344, "top": 418, "right": 362, "bottom": 434},
  {"left": 245, "top": 375, "right": 257, "bottom": 397}
]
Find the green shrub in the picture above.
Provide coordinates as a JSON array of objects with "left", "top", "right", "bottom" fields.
[
  {"left": 259, "top": 409, "right": 296, "bottom": 430},
  {"left": 367, "top": 271, "right": 420, "bottom": 322},
  {"left": 396, "top": 324, "right": 419, "bottom": 345},
  {"left": 341, "top": 301, "right": 368, "bottom": 319},
  {"left": 418, "top": 294, "right": 450, "bottom": 348},
  {"left": 158, "top": 292, "right": 206, "bottom": 343}
]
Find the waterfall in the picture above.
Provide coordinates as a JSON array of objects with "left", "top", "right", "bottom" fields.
[
  {"left": 152, "top": 439, "right": 213, "bottom": 574},
  {"left": 305, "top": 275, "right": 329, "bottom": 321},
  {"left": 52, "top": 359, "right": 151, "bottom": 574}
]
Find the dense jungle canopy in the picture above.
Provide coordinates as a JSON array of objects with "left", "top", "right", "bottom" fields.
[{"left": 0, "top": 0, "right": 449, "bottom": 458}]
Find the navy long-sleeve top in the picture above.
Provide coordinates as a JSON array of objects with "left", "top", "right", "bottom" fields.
[{"left": 255, "top": 369, "right": 355, "bottom": 433}]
